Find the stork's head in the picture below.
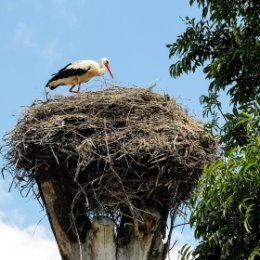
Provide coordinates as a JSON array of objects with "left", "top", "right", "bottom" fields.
[{"left": 101, "top": 57, "right": 114, "bottom": 78}]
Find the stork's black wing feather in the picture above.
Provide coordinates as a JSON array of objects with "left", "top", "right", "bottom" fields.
[
  {"left": 49, "top": 68, "right": 88, "bottom": 82},
  {"left": 48, "top": 65, "right": 91, "bottom": 84},
  {"left": 46, "top": 61, "right": 92, "bottom": 88},
  {"left": 51, "top": 63, "right": 72, "bottom": 76}
]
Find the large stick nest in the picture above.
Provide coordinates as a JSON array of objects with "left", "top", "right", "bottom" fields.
[{"left": 3, "top": 87, "right": 216, "bottom": 218}]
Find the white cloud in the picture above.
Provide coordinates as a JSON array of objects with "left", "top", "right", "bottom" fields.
[
  {"left": 53, "top": 0, "right": 67, "bottom": 15},
  {"left": 0, "top": 180, "right": 11, "bottom": 204},
  {"left": 14, "top": 22, "right": 36, "bottom": 47},
  {"left": 52, "top": 0, "right": 79, "bottom": 25},
  {"left": 40, "top": 42, "right": 62, "bottom": 62},
  {"left": 0, "top": 181, "right": 59, "bottom": 259},
  {"left": 13, "top": 22, "right": 62, "bottom": 62},
  {"left": 0, "top": 216, "right": 60, "bottom": 260},
  {"left": 168, "top": 234, "right": 188, "bottom": 260},
  {"left": 1, "top": 209, "right": 26, "bottom": 226},
  {"left": 167, "top": 224, "right": 197, "bottom": 260}
]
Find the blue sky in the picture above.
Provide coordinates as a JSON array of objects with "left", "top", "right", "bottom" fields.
[{"left": 0, "top": 1, "right": 217, "bottom": 259}]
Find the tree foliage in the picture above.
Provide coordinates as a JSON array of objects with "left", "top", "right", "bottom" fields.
[
  {"left": 190, "top": 114, "right": 260, "bottom": 260},
  {"left": 177, "top": 111, "right": 260, "bottom": 260},
  {"left": 168, "top": 1, "right": 260, "bottom": 259},
  {"left": 167, "top": 0, "right": 260, "bottom": 106}
]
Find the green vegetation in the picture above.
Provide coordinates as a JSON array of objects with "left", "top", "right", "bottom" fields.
[
  {"left": 190, "top": 114, "right": 260, "bottom": 260},
  {"left": 167, "top": 0, "right": 260, "bottom": 259},
  {"left": 167, "top": 0, "right": 259, "bottom": 107}
]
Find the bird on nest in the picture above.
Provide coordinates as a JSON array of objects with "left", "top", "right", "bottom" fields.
[{"left": 45, "top": 57, "right": 114, "bottom": 93}]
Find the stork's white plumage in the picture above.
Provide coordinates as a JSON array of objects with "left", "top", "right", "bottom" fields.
[{"left": 46, "top": 57, "right": 114, "bottom": 93}]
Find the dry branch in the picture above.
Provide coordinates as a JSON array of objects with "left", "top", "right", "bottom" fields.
[{"left": 2, "top": 86, "right": 217, "bottom": 259}]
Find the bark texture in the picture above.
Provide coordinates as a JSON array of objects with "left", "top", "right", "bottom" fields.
[{"left": 39, "top": 178, "right": 167, "bottom": 260}]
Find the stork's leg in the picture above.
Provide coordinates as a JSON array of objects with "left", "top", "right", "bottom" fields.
[
  {"left": 69, "top": 85, "right": 76, "bottom": 93},
  {"left": 76, "top": 83, "right": 81, "bottom": 93}
]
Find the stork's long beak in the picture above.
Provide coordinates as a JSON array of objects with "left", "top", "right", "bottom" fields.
[{"left": 106, "top": 64, "right": 114, "bottom": 79}]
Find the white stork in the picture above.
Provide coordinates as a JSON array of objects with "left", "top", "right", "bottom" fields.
[{"left": 46, "top": 57, "right": 114, "bottom": 93}]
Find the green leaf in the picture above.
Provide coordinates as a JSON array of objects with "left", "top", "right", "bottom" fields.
[
  {"left": 249, "top": 246, "right": 260, "bottom": 260},
  {"left": 178, "top": 244, "right": 193, "bottom": 260},
  {"left": 202, "top": 6, "right": 208, "bottom": 17},
  {"left": 234, "top": 118, "right": 248, "bottom": 128},
  {"left": 168, "top": 2, "right": 260, "bottom": 259}
]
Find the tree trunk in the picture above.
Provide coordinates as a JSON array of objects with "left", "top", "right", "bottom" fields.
[{"left": 39, "top": 179, "right": 167, "bottom": 260}]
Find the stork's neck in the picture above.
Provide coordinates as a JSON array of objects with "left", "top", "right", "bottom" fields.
[{"left": 97, "top": 61, "right": 106, "bottom": 75}]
